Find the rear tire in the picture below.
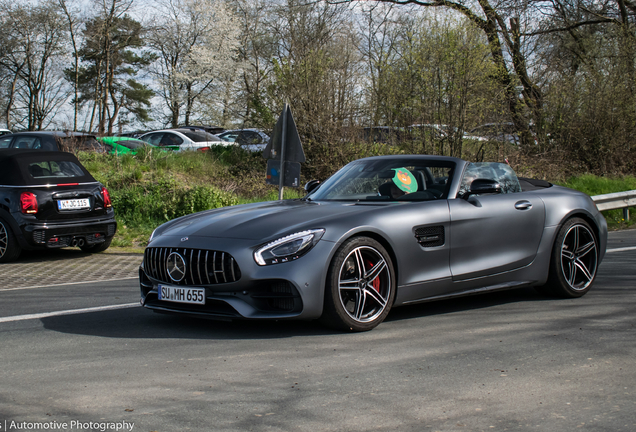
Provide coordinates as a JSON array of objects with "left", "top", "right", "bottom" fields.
[
  {"left": 0, "top": 218, "right": 22, "bottom": 263},
  {"left": 320, "top": 237, "right": 395, "bottom": 332},
  {"left": 80, "top": 238, "right": 112, "bottom": 253},
  {"left": 542, "top": 218, "right": 598, "bottom": 298}
]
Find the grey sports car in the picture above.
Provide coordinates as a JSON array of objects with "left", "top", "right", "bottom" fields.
[{"left": 139, "top": 155, "right": 607, "bottom": 331}]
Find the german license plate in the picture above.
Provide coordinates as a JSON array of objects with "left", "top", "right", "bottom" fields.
[
  {"left": 158, "top": 284, "right": 205, "bottom": 305},
  {"left": 58, "top": 198, "right": 90, "bottom": 210}
]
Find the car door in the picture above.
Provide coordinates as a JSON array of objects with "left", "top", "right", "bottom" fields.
[{"left": 448, "top": 163, "right": 545, "bottom": 283}]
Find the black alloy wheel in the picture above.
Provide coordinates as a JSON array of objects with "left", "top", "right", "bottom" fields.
[
  {"left": 0, "top": 218, "right": 22, "bottom": 263},
  {"left": 544, "top": 217, "right": 598, "bottom": 298},
  {"left": 321, "top": 237, "right": 395, "bottom": 331}
]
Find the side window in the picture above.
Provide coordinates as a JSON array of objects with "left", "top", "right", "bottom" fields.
[
  {"left": 0, "top": 137, "right": 13, "bottom": 148},
  {"left": 221, "top": 132, "right": 238, "bottom": 142},
  {"left": 142, "top": 133, "right": 163, "bottom": 146},
  {"left": 12, "top": 136, "right": 40, "bottom": 149},
  {"left": 459, "top": 162, "right": 521, "bottom": 196},
  {"left": 30, "top": 138, "right": 43, "bottom": 149},
  {"left": 160, "top": 133, "right": 183, "bottom": 146},
  {"left": 240, "top": 131, "right": 261, "bottom": 144}
]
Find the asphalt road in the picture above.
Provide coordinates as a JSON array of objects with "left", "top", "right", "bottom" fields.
[{"left": 1, "top": 230, "right": 635, "bottom": 432}]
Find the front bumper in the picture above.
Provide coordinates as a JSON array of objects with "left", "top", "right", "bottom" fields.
[{"left": 139, "top": 235, "right": 335, "bottom": 320}]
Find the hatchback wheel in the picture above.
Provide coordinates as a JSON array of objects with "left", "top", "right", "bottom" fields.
[{"left": 0, "top": 218, "right": 22, "bottom": 263}]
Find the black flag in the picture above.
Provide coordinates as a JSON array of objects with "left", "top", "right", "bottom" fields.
[{"left": 263, "top": 104, "right": 305, "bottom": 162}]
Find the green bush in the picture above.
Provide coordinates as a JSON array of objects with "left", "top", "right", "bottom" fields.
[{"left": 111, "top": 178, "right": 238, "bottom": 227}]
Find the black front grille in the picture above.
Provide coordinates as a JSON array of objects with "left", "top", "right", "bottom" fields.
[
  {"left": 414, "top": 225, "right": 445, "bottom": 247},
  {"left": 144, "top": 247, "right": 241, "bottom": 286}
]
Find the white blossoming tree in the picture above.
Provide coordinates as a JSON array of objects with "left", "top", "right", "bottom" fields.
[{"left": 148, "top": 0, "right": 241, "bottom": 127}]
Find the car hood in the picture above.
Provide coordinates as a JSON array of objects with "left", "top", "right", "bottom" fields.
[{"left": 153, "top": 199, "right": 382, "bottom": 242}]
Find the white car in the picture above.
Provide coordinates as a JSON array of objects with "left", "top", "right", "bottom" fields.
[
  {"left": 139, "top": 128, "right": 230, "bottom": 151},
  {"left": 0, "top": 128, "right": 12, "bottom": 137}
]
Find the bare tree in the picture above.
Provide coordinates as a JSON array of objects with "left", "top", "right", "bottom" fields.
[
  {"left": 57, "top": 0, "right": 83, "bottom": 131},
  {"left": 341, "top": 0, "right": 543, "bottom": 147},
  {"left": 0, "top": 1, "right": 70, "bottom": 130}
]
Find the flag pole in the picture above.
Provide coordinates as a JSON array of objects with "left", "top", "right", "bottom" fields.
[{"left": 278, "top": 102, "right": 288, "bottom": 200}]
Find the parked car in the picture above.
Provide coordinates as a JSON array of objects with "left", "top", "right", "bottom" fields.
[
  {"left": 217, "top": 129, "right": 270, "bottom": 152},
  {"left": 0, "top": 131, "right": 104, "bottom": 152},
  {"left": 0, "top": 149, "right": 117, "bottom": 262},
  {"left": 139, "top": 129, "right": 229, "bottom": 151},
  {"left": 0, "top": 128, "right": 12, "bottom": 137},
  {"left": 360, "top": 126, "right": 406, "bottom": 144},
  {"left": 139, "top": 155, "right": 607, "bottom": 332},
  {"left": 97, "top": 136, "right": 157, "bottom": 155},
  {"left": 467, "top": 123, "right": 520, "bottom": 144}
]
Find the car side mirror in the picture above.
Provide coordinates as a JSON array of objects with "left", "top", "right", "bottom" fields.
[
  {"left": 304, "top": 179, "right": 321, "bottom": 194},
  {"left": 464, "top": 178, "right": 501, "bottom": 198}
]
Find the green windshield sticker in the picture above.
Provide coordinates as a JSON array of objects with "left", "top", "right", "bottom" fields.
[{"left": 392, "top": 168, "right": 417, "bottom": 193}]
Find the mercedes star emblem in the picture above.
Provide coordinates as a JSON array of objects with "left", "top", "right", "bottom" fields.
[{"left": 166, "top": 252, "right": 187, "bottom": 282}]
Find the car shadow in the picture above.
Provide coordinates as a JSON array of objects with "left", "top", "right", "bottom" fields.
[{"left": 40, "top": 287, "right": 551, "bottom": 340}]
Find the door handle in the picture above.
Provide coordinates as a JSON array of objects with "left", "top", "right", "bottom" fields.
[{"left": 515, "top": 200, "right": 532, "bottom": 210}]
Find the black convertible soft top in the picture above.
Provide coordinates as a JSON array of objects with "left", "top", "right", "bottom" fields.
[{"left": 0, "top": 149, "right": 96, "bottom": 186}]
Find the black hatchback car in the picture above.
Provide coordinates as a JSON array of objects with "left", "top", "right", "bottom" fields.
[
  {"left": 0, "top": 131, "right": 104, "bottom": 152},
  {"left": 0, "top": 149, "right": 117, "bottom": 262}
]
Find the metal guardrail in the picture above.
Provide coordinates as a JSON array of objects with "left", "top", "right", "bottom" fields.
[{"left": 591, "top": 190, "right": 636, "bottom": 220}]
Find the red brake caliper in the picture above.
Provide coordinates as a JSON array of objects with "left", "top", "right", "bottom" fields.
[{"left": 366, "top": 260, "right": 381, "bottom": 293}]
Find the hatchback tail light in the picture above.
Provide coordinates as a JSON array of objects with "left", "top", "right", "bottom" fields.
[
  {"left": 20, "top": 192, "right": 38, "bottom": 214},
  {"left": 197, "top": 147, "right": 210, "bottom": 152},
  {"left": 101, "top": 187, "right": 112, "bottom": 208}
]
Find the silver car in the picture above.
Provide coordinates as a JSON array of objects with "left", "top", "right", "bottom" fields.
[{"left": 139, "top": 155, "right": 607, "bottom": 331}]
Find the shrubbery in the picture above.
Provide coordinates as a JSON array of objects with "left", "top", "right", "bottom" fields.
[{"left": 111, "top": 178, "right": 238, "bottom": 227}]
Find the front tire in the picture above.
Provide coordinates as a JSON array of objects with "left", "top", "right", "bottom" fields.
[
  {"left": 0, "top": 218, "right": 22, "bottom": 263},
  {"left": 543, "top": 218, "right": 598, "bottom": 298},
  {"left": 321, "top": 237, "right": 396, "bottom": 332}
]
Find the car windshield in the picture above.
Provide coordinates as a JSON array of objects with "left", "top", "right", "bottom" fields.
[
  {"left": 458, "top": 162, "right": 521, "bottom": 196},
  {"left": 307, "top": 158, "right": 455, "bottom": 202}
]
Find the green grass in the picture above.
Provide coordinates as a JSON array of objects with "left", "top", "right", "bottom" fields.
[
  {"left": 556, "top": 174, "right": 636, "bottom": 230},
  {"left": 77, "top": 148, "right": 306, "bottom": 250}
]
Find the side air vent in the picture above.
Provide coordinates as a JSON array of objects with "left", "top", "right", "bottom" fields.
[{"left": 414, "top": 225, "right": 445, "bottom": 247}]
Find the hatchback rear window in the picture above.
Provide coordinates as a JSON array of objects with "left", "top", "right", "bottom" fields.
[{"left": 28, "top": 161, "right": 85, "bottom": 179}]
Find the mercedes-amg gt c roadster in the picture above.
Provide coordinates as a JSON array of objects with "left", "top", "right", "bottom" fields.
[{"left": 139, "top": 155, "right": 607, "bottom": 331}]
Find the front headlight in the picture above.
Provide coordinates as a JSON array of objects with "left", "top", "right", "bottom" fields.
[{"left": 254, "top": 229, "right": 325, "bottom": 266}]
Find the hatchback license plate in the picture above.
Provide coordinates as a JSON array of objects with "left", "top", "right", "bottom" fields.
[
  {"left": 158, "top": 284, "right": 205, "bottom": 305},
  {"left": 58, "top": 198, "right": 90, "bottom": 210}
]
